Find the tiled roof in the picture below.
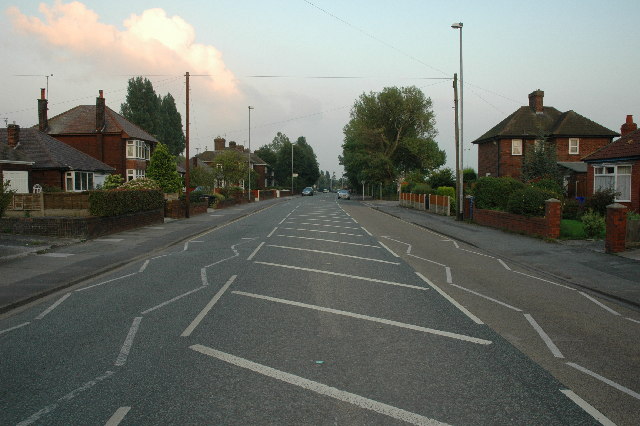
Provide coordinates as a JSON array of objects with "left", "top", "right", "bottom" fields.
[
  {"left": 472, "top": 106, "right": 619, "bottom": 144},
  {"left": 583, "top": 128, "right": 640, "bottom": 162},
  {"left": 45, "top": 105, "right": 158, "bottom": 142},
  {"left": 0, "top": 138, "right": 33, "bottom": 164},
  {"left": 198, "top": 149, "right": 268, "bottom": 166},
  {"left": 0, "top": 128, "right": 115, "bottom": 172}
]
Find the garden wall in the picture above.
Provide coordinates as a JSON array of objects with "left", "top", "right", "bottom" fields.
[{"left": 164, "top": 200, "right": 208, "bottom": 219}]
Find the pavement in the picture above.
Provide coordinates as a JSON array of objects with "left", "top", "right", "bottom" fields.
[{"left": 1, "top": 197, "right": 639, "bottom": 316}]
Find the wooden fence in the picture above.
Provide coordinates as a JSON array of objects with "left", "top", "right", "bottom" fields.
[{"left": 399, "top": 193, "right": 451, "bottom": 216}]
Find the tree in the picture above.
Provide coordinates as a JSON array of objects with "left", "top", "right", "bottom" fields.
[
  {"left": 428, "top": 168, "right": 455, "bottom": 188},
  {"left": 1, "top": 179, "right": 17, "bottom": 216},
  {"left": 257, "top": 132, "right": 320, "bottom": 190},
  {"left": 121, "top": 77, "right": 159, "bottom": 135},
  {"left": 294, "top": 136, "right": 320, "bottom": 189},
  {"left": 146, "top": 143, "right": 182, "bottom": 193},
  {"left": 521, "top": 136, "right": 562, "bottom": 186},
  {"left": 340, "top": 86, "right": 445, "bottom": 189},
  {"left": 215, "top": 149, "right": 250, "bottom": 186},
  {"left": 190, "top": 165, "right": 217, "bottom": 188},
  {"left": 157, "top": 94, "right": 185, "bottom": 156}
]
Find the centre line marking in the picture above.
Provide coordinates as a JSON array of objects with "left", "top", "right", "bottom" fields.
[
  {"left": 567, "top": 362, "right": 640, "bottom": 400},
  {"left": 445, "top": 267, "right": 452, "bottom": 284},
  {"left": 276, "top": 235, "right": 381, "bottom": 248},
  {"left": 115, "top": 317, "right": 142, "bottom": 366},
  {"left": 361, "top": 226, "right": 373, "bottom": 236},
  {"left": 234, "top": 291, "right": 491, "bottom": 345},
  {"left": 266, "top": 245, "right": 400, "bottom": 264},
  {"left": 579, "top": 292, "right": 621, "bottom": 316},
  {"left": 190, "top": 345, "right": 450, "bottom": 425},
  {"left": 450, "top": 284, "right": 522, "bottom": 312},
  {"left": 247, "top": 242, "right": 265, "bottom": 260},
  {"left": 416, "top": 273, "right": 484, "bottom": 325},
  {"left": 255, "top": 262, "right": 428, "bottom": 291},
  {"left": 282, "top": 227, "right": 363, "bottom": 237},
  {"left": 378, "top": 241, "right": 400, "bottom": 258},
  {"left": 139, "top": 260, "right": 150, "bottom": 273},
  {"left": 141, "top": 286, "right": 206, "bottom": 315},
  {"left": 559, "top": 390, "right": 615, "bottom": 426},
  {"left": 75, "top": 273, "right": 137, "bottom": 292},
  {"left": 35, "top": 293, "right": 71, "bottom": 320},
  {"left": 497, "top": 259, "right": 511, "bottom": 270},
  {"left": 267, "top": 227, "right": 278, "bottom": 237},
  {"left": 523, "top": 314, "right": 564, "bottom": 358},
  {"left": 181, "top": 275, "right": 237, "bottom": 337},
  {"left": 105, "top": 406, "right": 132, "bottom": 426},
  {"left": 0, "top": 322, "right": 30, "bottom": 335}
]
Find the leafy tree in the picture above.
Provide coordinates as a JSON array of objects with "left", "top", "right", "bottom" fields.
[
  {"left": 157, "top": 94, "right": 185, "bottom": 156},
  {"left": 428, "top": 168, "right": 455, "bottom": 188},
  {"left": 340, "top": 86, "right": 445, "bottom": 189},
  {"left": 190, "top": 165, "right": 217, "bottom": 188},
  {"left": 121, "top": 77, "right": 160, "bottom": 135},
  {"left": 521, "top": 136, "right": 562, "bottom": 187},
  {"left": 146, "top": 143, "right": 182, "bottom": 193},
  {"left": 294, "top": 136, "right": 320, "bottom": 189},
  {"left": 215, "top": 149, "right": 250, "bottom": 186},
  {"left": 258, "top": 132, "right": 320, "bottom": 190}
]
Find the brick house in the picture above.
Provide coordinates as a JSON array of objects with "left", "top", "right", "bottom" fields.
[
  {"left": 197, "top": 136, "right": 273, "bottom": 189},
  {"left": 1, "top": 124, "right": 114, "bottom": 193},
  {"left": 38, "top": 89, "right": 158, "bottom": 181},
  {"left": 583, "top": 115, "right": 640, "bottom": 212},
  {"left": 472, "top": 90, "right": 619, "bottom": 197}
]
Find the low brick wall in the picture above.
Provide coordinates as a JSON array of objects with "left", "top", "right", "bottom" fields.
[
  {"left": 0, "top": 209, "right": 163, "bottom": 239},
  {"left": 467, "top": 198, "right": 561, "bottom": 239},
  {"left": 164, "top": 200, "right": 208, "bottom": 219}
]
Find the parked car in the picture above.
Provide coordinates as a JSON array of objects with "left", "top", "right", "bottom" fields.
[
  {"left": 302, "top": 187, "right": 314, "bottom": 196},
  {"left": 337, "top": 189, "right": 350, "bottom": 200},
  {"left": 323, "top": 188, "right": 329, "bottom": 193}
]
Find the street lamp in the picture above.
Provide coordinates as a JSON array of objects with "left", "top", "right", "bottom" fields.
[
  {"left": 452, "top": 22, "right": 464, "bottom": 220},
  {"left": 291, "top": 141, "right": 295, "bottom": 194},
  {"left": 248, "top": 106, "right": 254, "bottom": 201}
]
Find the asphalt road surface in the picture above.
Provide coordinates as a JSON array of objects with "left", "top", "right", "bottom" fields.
[{"left": 1, "top": 194, "right": 635, "bottom": 425}]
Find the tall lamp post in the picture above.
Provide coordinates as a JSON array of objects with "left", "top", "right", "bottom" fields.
[
  {"left": 451, "top": 22, "right": 464, "bottom": 219},
  {"left": 248, "top": 106, "right": 254, "bottom": 201},
  {"left": 291, "top": 142, "right": 295, "bottom": 194}
]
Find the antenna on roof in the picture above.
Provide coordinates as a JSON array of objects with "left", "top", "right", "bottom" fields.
[
  {"left": 2, "top": 118, "right": 8, "bottom": 127},
  {"left": 14, "top": 74, "right": 53, "bottom": 98},
  {"left": 195, "top": 147, "right": 200, "bottom": 155}
]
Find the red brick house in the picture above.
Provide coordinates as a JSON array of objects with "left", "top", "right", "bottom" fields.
[
  {"left": 1, "top": 124, "right": 114, "bottom": 193},
  {"left": 38, "top": 89, "right": 158, "bottom": 181},
  {"left": 583, "top": 115, "right": 640, "bottom": 212},
  {"left": 472, "top": 90, "right": 619, "bottom": 197}
]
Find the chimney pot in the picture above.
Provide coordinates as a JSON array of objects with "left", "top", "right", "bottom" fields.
[
  {"left": 7, "top": 123, "right": 20, "bottom": 148},
  {"left": 528, "top": 89, "right": 544, "bottom": 113},
  {"left": 40, "top": 88, "right": 46, "bottom": 99},
  {"left": 214, "top": 136, "right": 226, "bottom": 151},
  {"left": 621, "top": 114, "right": 637, "bottom": 136},
  {"left": 99, "top": 89, "right": 104, "bottom": 98}
]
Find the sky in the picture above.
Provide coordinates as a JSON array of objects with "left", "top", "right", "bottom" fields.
[{"left": 1, "top": 0, "right": 639, "bottom": 178}]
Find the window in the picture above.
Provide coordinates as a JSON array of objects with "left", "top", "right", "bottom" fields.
[
  {"left": 594, "top": 165, "right": 631, "bottom": 201},
  {"left": 126, "top": 140, "right": 150, "bottom": 160},
  {"left": 512, "top": 139, "right": 522, "bottom": 155},
  {"left": 126, "top": 169, "right": 145, "bottom": 181},
  {"left": 65, "top": 171, "right": 94, "bottom": 191},
  {"left": 569, "top": 138, "right": 579, "bottom": 155}
]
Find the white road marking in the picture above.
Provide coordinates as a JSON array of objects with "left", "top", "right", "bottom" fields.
[
  {"left": 445, "top": 267, "right": 452, "bottom": 284},
  {"left": 406, "top": 253, "right": 447, "bottom": 267},
  {"left": 282, "top": 227, "right": 363, "bottom": 237},
  {"left": 40, "top": 252, "right": 74, "bottom": 258},
  {"left": 378, "top": 241, "right": 400, "bottom": 258},
  {"left": 416, "top": 273, "right": 484, "bottom": 325},
  {"left": 277, "top": 235, "right": 381, "bottom": 248},
  {"left": 579, "top": 292, "right": 621, "bottom": 316},
  {"left": 626, "top": 317, "right": 640, "bottom": 324},
  {"left": 255, "top": 262, "right": 428, "bottom": 291},
  {"left": 567, "top": 362, "right": 640, "bottom": 400},
  {"left": 297, "top": 222, "right": 360, "bottom": 230},
  {"left": 16, "top": 370, "right": 115, "bottom": 426},
  {"left": 512, "top": 271, "right": 576, "bottom": 290},
  {"left": 183, "top": 240, "right": 204, "bottom": 251},
  {"left": 151, "top": 254, "right": 169, "bottom": 260},
  {"left": 247, "top": 242, "right": 265, "bottom": 260},
  {"left": 0, "top": 322, "right": 30, "bottom": 335},
  {"left": 105, "top": 406, "right": 132, "bottom": 426},
  {"left": 266, "top": 245, "right": 400, "bottom": 264},
  {"left": 95, "top": 239, "right": 123, "bottom": 242},
  {"left": 523, "top": 314, "right": 564, "bottom": 358},
  {"left": 35, "top": 293, "right": 71, "bottom": 320},
  {"left": 234, "top": 291, "right": 491, "bottom": 345},
  {"left": 138, "top": 260, "right": 150, "bottom": 273},
  {"left": 497, "top": 259, "right": 511, "bottom": 270},
  {"left": 361, "top": 226, "right": 373, "bottom": 236},
  {"left": 559, "top": 389, "right": 616, "bottom": 426},
  {"left": 458, "top": 248, "right": 494, "bottom": 258},
  {"left": 267, "top": 227, "right": 278, "bottom": 238},
  {"left": 115, "top": 317, "right": 142, "bottom": 366},
  {"left": 190, "top": 345, "right": 450, "bottom": 425},
  {"left": 141, "top": 286, "right": 206, "bottom": 315},
  {"left": 381, "top": 237, "right": 412, "bottom": 254},
  {"left": 75, "top": 273, "right": 137, "bottom": 292},
  {"left": 301, "top": 218, "right": 355, "bottom": 224},
  {"left": 201, "top": 268, "right": 208, "bottom": 286},
  {"left": 449, "top": 284, "right": 522, "bottom": 312},
  {"left": 181, "top": 275, "right": 237, "bottom": 337}
]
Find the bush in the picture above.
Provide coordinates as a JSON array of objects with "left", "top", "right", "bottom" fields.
[
  {"left": 42, "top": 185, "right": 63, "bottom": 193},
  {"left": 585, "top": 188, "right": 618, "bottom": 216},
  {"left": 103, "top": 174, "right": 124, "bottom": 190},
  {"left": 428, "top": 168, "right": 455, "bottom": 189},
  {"left": 89, "top": 190, "right": 164, "bottom": 217},
  {"left": 119, "top": 177, "right": 161, "bottom": 191},
  {"left": 530, "top": 178, "right": 563, "bottom": 198},
  {"left": 463, "top": 168, "right": 477, "bottom": 183},
  {"left": 506, "top": 186, "right": 556, "bottom": 217},
  {"left": 219, "top": 186, "right": 244, "bottom": 199},
  {"left": 1, "top": 179, "right": 17, "bottom": 217},
  {"left": 473, "top": 177, "right": 524, "bottom": 210},
  {"left": 437, "top": 186, "right": 456, "bottom": 215},
  {"left": 581, "top": 209, "right": 605, "bottom": 239},
  {"left": 411, "top": 183, "right": 432, "bottom": 194},
  {"left": 210, "top": 193, "right": 225, "bottom": 205}
]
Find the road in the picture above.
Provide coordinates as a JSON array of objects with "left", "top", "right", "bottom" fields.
[{"left": 1, "top": 194, "right": 636, "bottom": 425}]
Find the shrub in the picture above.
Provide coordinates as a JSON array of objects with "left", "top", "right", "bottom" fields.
[
  {"left": 437, "top": 186, "right": 456, "bottom": 215},
  {"left": 530, "top": 178, "right": 563, "bottom": 198},
  {"left": 210, "top": 193, "right": 225, "bottom": 205},
  {"left": 581, "top": 209, "right": 605, "bottom": 239},
  {"left": 473, "top": 177, "right": 524, "bottom": 210},
  {"left": 146, "top": 143, "right": 183, "bottom": 193},
  {"left": 1, "top": 179, "right": 17, "bottom": 217},
  {"left": 42, "top": 185, "right": 63, "bottom": 193},
  {"left": 103, "top": 174, "right": 124, "bottom": 190},
  {"left": 585, "top": 188, "right": 618, "bottom": 216},
  {"left": 428, "top": 168, "right": 455, "bottom": 189},
  {"left": 562, "top": 198, "right": 583, "bottom": 220},
  {"left": 506, "top": 186, "right": 556, "bottom": 217},
  {"left": 628, "top": 210, "right": 640, "bottom": 220},
  {"left": 89, "top": 190, "right": 164, "bottom": 217},
  {"left": 220, "top": 186, "right": 244, "bottom": 199},
  {"left": 119, "top": 177, "right": 161, "bottom": 191},
  {"left": 463, "top": 168, "right": 477, "bottom": 183},
  {"left": 411, "top": 183, "right": 432, "bottom": 194}
]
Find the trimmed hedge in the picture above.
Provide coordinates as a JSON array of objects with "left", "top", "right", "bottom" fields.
[
  {"left": 473, "top": 177, "right": 524, "bottom": 210},
  {"left": 506, "top": 186, "right": 556, "bottom": 217},
  {"left": 89, "top": 190, "right": 164, "bottom": 217}
]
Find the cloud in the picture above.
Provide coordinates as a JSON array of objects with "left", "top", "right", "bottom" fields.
[{"left": 6, "top": 1, "right": 238, "bottom": 95}]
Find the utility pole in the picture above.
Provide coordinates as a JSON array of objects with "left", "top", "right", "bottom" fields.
[
  {"left": 453, "top": 73, "right": 462, "bottom": 221},
  {"left": 185, "top": 71, "right": 190, "bottom": 218}
]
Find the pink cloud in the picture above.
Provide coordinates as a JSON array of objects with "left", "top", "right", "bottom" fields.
[{"left": 6, "top": 1, "right": 238, "bottom": 95}]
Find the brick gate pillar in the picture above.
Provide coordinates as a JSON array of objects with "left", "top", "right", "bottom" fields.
[
  {"left": 544, "top": 199, "right": 562, "bottom": 239},
  {"left": 605, "top": 203, "right": 627, "bottom": 253}
]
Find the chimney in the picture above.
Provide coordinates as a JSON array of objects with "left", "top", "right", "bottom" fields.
[
  {"left": 38, "top": 88, "right": 48, "bottom": 131},
  {"left": 96, "top": 90, "right": 106, "bottom": 132},
  {"left": 7, "top": 123, "right": 20, "bottom": 148},
  {"left": 229, "top": 141, "right": 237, "bottom": 149},
  {"left": 214, "top": 136, "right": 226, "bottom": 151},
  {"left": 237, "top": 144, "right": 244, "bottom": 152},
  {"left": 621, "top": 115, "right": 637, "bottom": 136},
  {"left": 528, "top": 89, "right": 544, "bottom": 113}
]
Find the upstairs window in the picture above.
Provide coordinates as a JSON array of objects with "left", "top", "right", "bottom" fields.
[
  {"left": 511, "top": 139, "right": 522, "bottom": 156},
  {"left": 594, "top": 165, "right": 631, "bottom": 201},
  {"left": 126, "top": 140, "right": 150, "bottom": 160},
  {"left": 569, "top": 138, "right": 580, "bottom": 155}
]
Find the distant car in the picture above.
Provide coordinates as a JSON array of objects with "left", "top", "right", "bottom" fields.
[
  {"left": 337, "top": 189, "right": 350, "bottom": 200},
  {"left": 323, "top": 189, "right": 329, "bottom": 193},
  {"left": 302, "top": 187, "right": 314, "bottom": 196}
]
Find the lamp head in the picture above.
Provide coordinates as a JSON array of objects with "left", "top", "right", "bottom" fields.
[{"left": 451, "top": 22, "right": 463, "bottom": 29}]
